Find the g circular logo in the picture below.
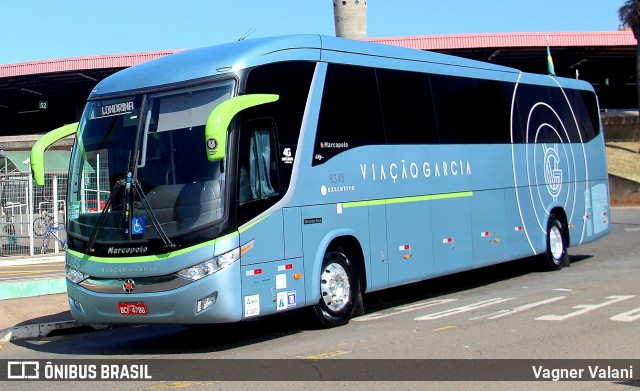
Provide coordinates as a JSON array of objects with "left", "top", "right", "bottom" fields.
[
  {"left": 543, "top": 144, "right": 562, "bottom": 201},
  {"left": 511, "top": 92, "right": 588, "bottom": 246}
]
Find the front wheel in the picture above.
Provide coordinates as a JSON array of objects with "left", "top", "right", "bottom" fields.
[
  {"left": 540, "top": 215, "right": 568, "bottom": 271},
  {"left": 310, "top": 250, "right": 358, "bottom": 328}
]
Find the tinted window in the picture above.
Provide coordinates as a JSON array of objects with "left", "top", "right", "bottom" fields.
[
  {"left": 376, "top": 68, "right": 438, "bottom": 144},
  {"left": 314, "top": 64, "right": 385, "bottom": 165},
  {"left": 550, "top": 87, "right": 581, "bottom": 143},
  {"left": 514, "top": 84, "right": 596, "bottom": 144},
  {"left": 568, "top": 89, "right": 600, "bottom": 141},
  {"left": 240, "top": 61, "right": 315, "bottom": 224},
  {"left": 245, "top": 61, "right": 315, "bottom": 186},
  {"left": 430, "top": 74, "right": 512, "bottom": 144}
]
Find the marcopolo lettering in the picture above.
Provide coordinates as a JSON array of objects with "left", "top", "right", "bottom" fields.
[{"left": 107, "top": 246, "right": 148, "bottom": 255}]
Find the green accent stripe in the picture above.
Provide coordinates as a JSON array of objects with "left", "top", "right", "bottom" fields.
[
  {"left": 68, "top": 231, "right": 239, "bottom": 264},
  {"left": 239, "top": 214, "right": 269, "bottom": 234},
  {"left": 343, "top": 191, "right": 473, "bottom": 209}
]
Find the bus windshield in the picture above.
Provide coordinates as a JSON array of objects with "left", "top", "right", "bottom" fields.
[{"left": 67, "top": 80, "right": 235, "bottom": 248}]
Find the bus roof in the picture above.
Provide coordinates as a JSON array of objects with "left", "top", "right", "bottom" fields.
[{"left": 90, "top": 34, "right": 526, "bottom": 98}]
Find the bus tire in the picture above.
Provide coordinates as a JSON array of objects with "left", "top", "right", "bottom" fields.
[
  {"left": 310, "top": 250, "right": 358, "bottom": 328},
  {"left": 541, "top": 215, "right": 568, "bottom": 271}
]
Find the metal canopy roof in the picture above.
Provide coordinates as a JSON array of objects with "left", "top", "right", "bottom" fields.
[{"left": 0, "top": 31, "right": 636, "bottom": 136}]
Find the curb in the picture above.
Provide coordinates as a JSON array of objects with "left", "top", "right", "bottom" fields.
[
  {"left": 0, "top": 255, "right": 65, "bottom": 267},
  {"left": 0, "top": 278, "right": 66, "bottom": 301},
  {"left": 0, "top": 321, "right": 110, "bottom": 342}
]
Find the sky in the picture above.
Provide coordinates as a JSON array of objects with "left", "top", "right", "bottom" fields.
[{"left": 1, "top": 0, "right": 624, "bottom": 65}]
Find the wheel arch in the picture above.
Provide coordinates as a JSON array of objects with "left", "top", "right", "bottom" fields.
[
  {"left": 548, "top": 206, "right": 570, "bottom": 247},
  {"left": 306, "top": 230, "right": 367, "bottom": 305}
]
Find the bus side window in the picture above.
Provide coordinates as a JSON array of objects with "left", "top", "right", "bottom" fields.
[{"left": 239, "top": 119, "right": 280, "bottom": 204}]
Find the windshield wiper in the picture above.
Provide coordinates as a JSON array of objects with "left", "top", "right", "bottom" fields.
[
  {"left": 86, "top": 179, "right": 122, "bottom": 253},
  {"left": 131, "top": 179, "right": 175, "bottom": 248},
  {"left": 85, "top": 178, "right": 176, "bottom": 253}
]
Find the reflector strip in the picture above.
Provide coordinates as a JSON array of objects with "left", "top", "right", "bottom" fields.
[
  {"left": 246, "top": 268, "right": 263, "bottom": 276},
  {"left": 277, "top": 264, "right": 293, "bottom": 271}
]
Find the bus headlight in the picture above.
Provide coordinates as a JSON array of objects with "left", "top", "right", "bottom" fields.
[
  {"left": 65, "top": 265, "right": 88, "bottom": 284},
  {"left": 177, "top": 246, "right": 242, "bottom": 281}
]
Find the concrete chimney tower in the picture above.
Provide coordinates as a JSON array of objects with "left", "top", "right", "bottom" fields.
[{"left": 333, "top": 0, "right": 367, "bottom": 39}]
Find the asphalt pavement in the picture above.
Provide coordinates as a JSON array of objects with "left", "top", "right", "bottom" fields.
[{"left": 0, "top": 206, "right": 637, "bottom": 343}]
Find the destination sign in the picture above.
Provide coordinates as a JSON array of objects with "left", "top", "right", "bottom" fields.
[{"left": 95, "top": 101, "right": 135, "bottom": 118}]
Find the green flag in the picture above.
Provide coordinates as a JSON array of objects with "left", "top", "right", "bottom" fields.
[{"left": 547, "top": 37, "right": 556, "bottom": 76}]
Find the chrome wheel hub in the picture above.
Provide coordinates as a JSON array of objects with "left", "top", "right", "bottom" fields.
[
  {"left": 549, "top": 226, "right": 564, "bottom": 262},
  {"left": 320, "top": 262, "right": 351, "bottom": 312}
]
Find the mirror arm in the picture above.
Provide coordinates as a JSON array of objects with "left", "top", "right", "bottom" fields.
[
  {"left": 204, "top": 94, "right": 279, "bottom": 162},
  {"left": 31, "top": 122, "right": 78, "bottom": 186}
]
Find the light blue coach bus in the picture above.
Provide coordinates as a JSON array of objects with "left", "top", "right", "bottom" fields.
[{"left": 31, "top": 35, "right": 610, "bottom": 327}]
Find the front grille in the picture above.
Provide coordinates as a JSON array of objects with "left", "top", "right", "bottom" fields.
[{"left": 79, "top": 273, "right": 191, "bottom": 293}]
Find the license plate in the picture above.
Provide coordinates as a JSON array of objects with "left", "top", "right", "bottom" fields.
[{"left": 118, "top": 302, "right": 148, "bottom": 315}]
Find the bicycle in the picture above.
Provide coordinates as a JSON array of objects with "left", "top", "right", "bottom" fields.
[
  {"left": 39, "top": 220, "right": 67, "bottom": 254},
  {"left": 33, "top": 210, "right": 54, "bottom": 236}
]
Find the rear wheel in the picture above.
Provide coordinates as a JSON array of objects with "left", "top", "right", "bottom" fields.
[
  {"left": 33, "top": 217, "right": 46, "bottom": 236},
  {"left": 541, "top": 215, "right": 568, "bottom": 271},
  {"left": 310, "top": 250, "right": 358, "bottom": 328}
]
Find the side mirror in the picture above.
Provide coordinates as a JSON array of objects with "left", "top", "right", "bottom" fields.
[
  {"left": 31, "top": 122, "right": 78, "bottom": 186},
  {"left": 204, "top": 94, "right": 279, "bottom": 162}
]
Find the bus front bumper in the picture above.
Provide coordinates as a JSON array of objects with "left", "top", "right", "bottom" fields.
[{"left": 66, "top": 261, "right": 242, "bottom": 325}]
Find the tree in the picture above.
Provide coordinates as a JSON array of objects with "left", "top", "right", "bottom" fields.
[{"left": 619, "top": 0, "right": 640, "bottom": 111}]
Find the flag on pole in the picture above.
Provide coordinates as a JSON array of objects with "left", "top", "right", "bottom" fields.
[{"left": 546, "top": 35, "right": 556, "bottom": 76}]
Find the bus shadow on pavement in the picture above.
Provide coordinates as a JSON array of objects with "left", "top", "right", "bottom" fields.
[
  {"left": 12, "top": 309, "right": 310, "bottom": 355},
  {"left": 12, "top": 254, "right": 593, "bottom": 356},
  {"left": 361, "top": 253, "right": 593, "bottom": 315}
]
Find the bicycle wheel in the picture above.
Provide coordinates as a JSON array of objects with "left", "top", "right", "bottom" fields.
[{"left": 33, "top": 218, "right": 47, "bottom": 236}]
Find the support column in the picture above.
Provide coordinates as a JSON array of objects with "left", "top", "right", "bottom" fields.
[{"left": 333, "top": 0, "right": 367, "bottom": 39}]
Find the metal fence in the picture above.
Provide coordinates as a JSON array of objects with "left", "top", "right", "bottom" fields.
[{"left": 0, "top": 172, "right": 67, "bottom": 257}]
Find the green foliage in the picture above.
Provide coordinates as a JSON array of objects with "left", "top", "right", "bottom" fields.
[{"left": 620, "top": 0, "right": 640, "bottom": 30}]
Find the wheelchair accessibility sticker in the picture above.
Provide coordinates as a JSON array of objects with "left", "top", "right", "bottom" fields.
[{"left": 132, "top": 217, "right": 146, "bottom": 234}]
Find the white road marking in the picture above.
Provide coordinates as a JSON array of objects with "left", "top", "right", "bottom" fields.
[
  {"left": 536, "top": 295, "right": 636, "bottom": 321},
  {"left": 354, "top": 299, "right": 457, "bottom": 322},
  {"left": 470, "top": 296, "right": 567, "bottom": 320},
  {"left": 414, "top": 298, "right": 514, "bottom": 321},
  {"left": 610, "top": 307, "right": 640, "bottom": 322}
]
